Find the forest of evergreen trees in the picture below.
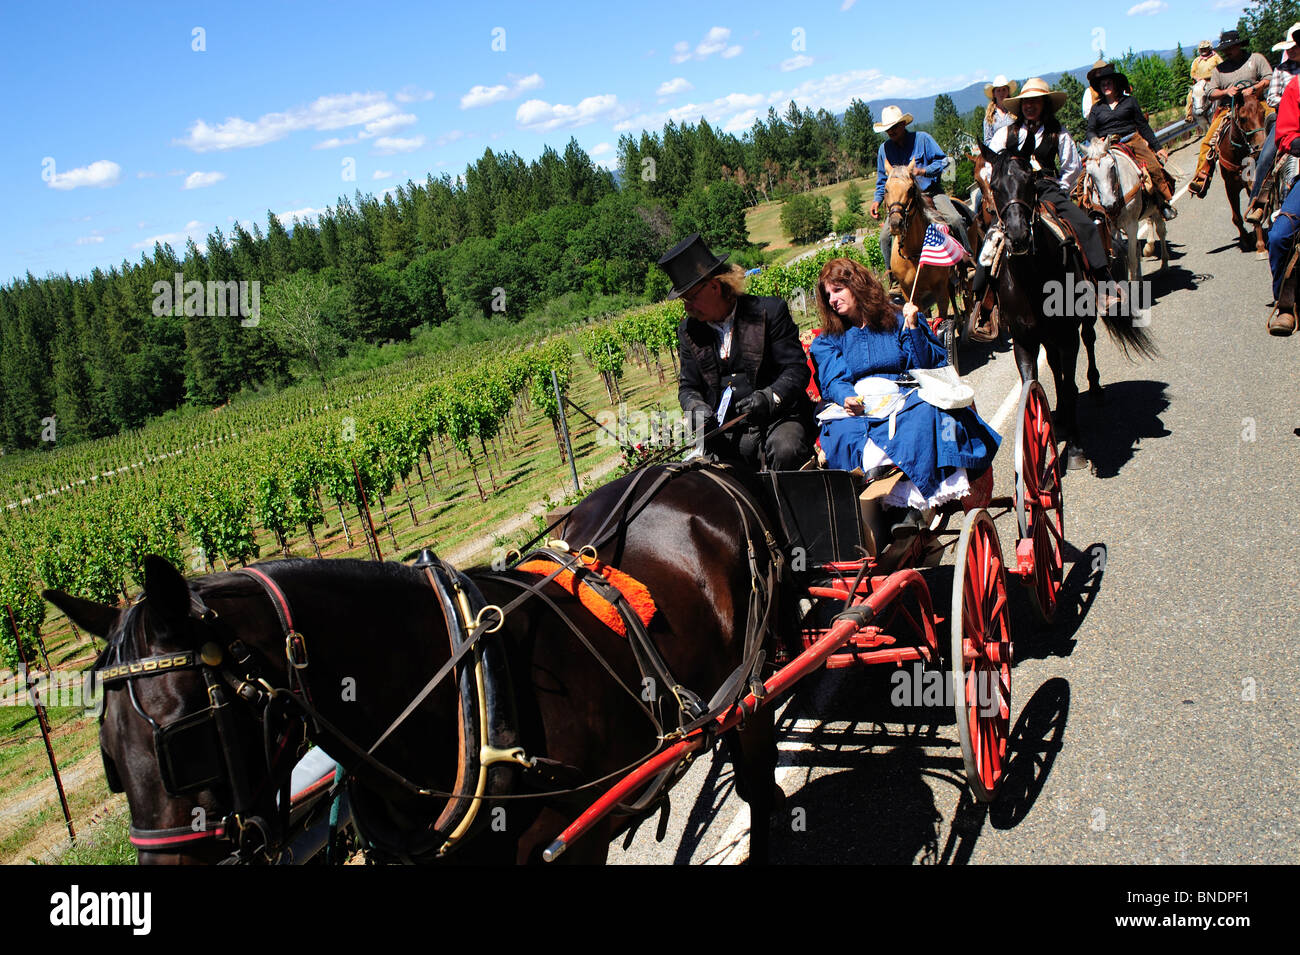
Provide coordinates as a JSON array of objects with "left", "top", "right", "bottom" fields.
[{"left": 0, "top": 97, "right": 886, "bottom": 452}]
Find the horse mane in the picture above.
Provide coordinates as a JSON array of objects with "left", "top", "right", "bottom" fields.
[{"left": 885, "top": 165, "right": 942, "bottom": 224}]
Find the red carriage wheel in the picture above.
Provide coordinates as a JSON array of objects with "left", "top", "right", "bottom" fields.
[
  {"left": 1013, "top": 380, "right": 1064, "bottom": 623},
  {"left": 950, "top": 508, "right": 1012, "bottom": 803}
]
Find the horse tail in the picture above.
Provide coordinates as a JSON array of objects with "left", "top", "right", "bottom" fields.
[{"left": 1099, "top": 307, "right": 1159, "bottom": 361}]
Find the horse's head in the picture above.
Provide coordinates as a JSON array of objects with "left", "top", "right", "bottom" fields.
[
  {"left": 1190, "top": 78, "right": 1209, "bottom": 116},
  {"left": 883, "top": 161, "right": 921, "bottom": 237},
  {"left": 46, "top": 556, "right": 295, "bottom": 864},
  {"left": 979, "top": 139, "right": 1036, "bottom": 255},
  {"left": 1231, "top": 85, "right": 1268, "bottom": 152},
  {"left": 1083, "top": 136, "right": 1123, "bottom": 220}
]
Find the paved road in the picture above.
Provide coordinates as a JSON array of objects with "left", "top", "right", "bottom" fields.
[{"left": 609, "top": 140, "right": 1300, "bottom": 865}]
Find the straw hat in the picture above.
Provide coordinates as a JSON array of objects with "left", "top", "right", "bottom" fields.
[
  {"left": 1003, "top": 77, "right": 1067, "bottom": 115},
  {"left": 984, "top": 75, "right": 1020, "bottom": 100},
  {"left": 1197, "top": 40, "right": 1213, "bottom": 53},
  {"left": 873, "top": 105, "right": 914, "bottom": 133},
  {"left": 1273, "top": 22, "right": 1300, "bottom": 52}
]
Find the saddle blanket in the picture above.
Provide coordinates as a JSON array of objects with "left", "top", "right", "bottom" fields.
[{"left": 515, "top": 554, "right": 657, "bottom": 638}]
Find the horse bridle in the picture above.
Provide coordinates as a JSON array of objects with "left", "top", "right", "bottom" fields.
[
  {"left": 97, "top": 591, "right": 299, "bottom": 861},
  {"left": 886, "top": 177, "right": 919, "bottom": 236}
]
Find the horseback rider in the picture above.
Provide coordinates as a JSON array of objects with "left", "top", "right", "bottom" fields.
[
  {"left": 1188, "top": 30, "right": 1273, "bottom": 198},
  {"left": 659, "top": 233, "right": 817, "bottom": 470},
  {"left": 1245, "top": 22, "right": 1300, "bottom": 225},
  {"left": 1265, "top": 71, "right": 1300, "bottom": 335},
  {"left": 981, "top": 78, "right": 1117, "bottom": 309},
  {"left": 984, "top": 76, "right": 1018, "bottom": 144},
  {"left": 1085, "top": 61, "right": 1178, "bottom": 220},
  {"left": 1185, "top": 40, "right": 1222, "bottom": 125},
  {"left": 869, "top": 105, "right": 969, "bottom": 274}
]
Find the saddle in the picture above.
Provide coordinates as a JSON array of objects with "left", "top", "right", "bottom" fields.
[{"left": 1036, "top": 199, "right": 1081, "bottom": 250}]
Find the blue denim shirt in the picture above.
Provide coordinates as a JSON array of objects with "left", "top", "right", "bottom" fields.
[{"left": 874, "top": 131, "right": 950, "bottom": 202}]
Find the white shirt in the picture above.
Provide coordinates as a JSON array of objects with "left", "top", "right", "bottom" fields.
[
  {"left": 985, "top": 122, "right": 1082, "bottom": 193},
  {"left": 709, "top": 304, "right": 737, "bottom": 359}
]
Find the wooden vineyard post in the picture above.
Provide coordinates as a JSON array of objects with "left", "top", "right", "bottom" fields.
[
  {"left": 350, "top": 458, "right": 383, "bottom": 561},
  {"left": 551, "top": 369, "right": 580, "bottom": 496},
  {"left": 6, "top": 603, "right": 75, "bottom": 843}
]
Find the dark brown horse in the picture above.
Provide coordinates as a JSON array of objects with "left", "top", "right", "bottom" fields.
[
  {"left": 46, "top": 463, "right": 782, "bottom": 865},
  {"left": 1214, "top": 87, "right": 1269, "bottom": 258},
  {"left": 979, "top": 139, "right": 1158, "bottom": 470}
]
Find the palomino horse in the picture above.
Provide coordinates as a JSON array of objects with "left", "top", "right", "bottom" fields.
[
  {"left": 1082, "top": 136, "right": 1169, "bottom": 282},
  {"left": 46, "top": 462, "right": 784, "bottom": 864},
  {"left": 1205, "top": 86, "right": 1270, "bottom": 258},
  {"left": 882, "top": 162, "right": 979, "bottom": 318},
  {"left": 979, "top": 138, "right": 1158, "bottom": 470}
]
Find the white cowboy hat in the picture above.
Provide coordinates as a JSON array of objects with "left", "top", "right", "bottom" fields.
[
  {"left": 1197, "top": 40, "right": 1213, "bottom": 53},
  {"left": 873, "top": 105, "right": 914, "bottom": 133},
  {"left": 1003, "top": 77, "right": 1068, "bottom": 115},
  {"left": 984, "top": 76, "right": 1020, "bottom": 99},
  {"left": 1273, "top": 22, "right": 1300, "bottom": 52}
]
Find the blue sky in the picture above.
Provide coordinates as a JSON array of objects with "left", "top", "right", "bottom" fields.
[{"left": 3, "top": 0, "right": 1251, "bottom": 285}]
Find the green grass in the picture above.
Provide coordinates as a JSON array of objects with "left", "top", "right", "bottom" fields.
[
  {"left": 49, "top": 803, "right": 133, "bottom": 865},
  {"left": 745, "top": 175, "right": 876, "bottom": 252}
]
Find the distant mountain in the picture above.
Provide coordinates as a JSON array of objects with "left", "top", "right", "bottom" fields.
[{"left": 864, "top": 49, "right": 1178, "bottom": 124}]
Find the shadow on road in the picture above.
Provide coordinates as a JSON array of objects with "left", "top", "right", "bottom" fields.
[
  {"left": 989, "top": 677, "right": 1070, "bottom": 830},
  {"left": 1014, "top": 541, "right": 1106, "bottom": 660},
  {"left": 1079, "top": 378, "right": 1171, "bottom": 479}
]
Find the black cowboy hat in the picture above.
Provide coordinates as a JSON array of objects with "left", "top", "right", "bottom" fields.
[
  {"left": 656, "top": 233, "right": 730, "bottom": 300},
  {"left": 1087, "top": 62, "right": 1131, "bottom": 95},
  {"left": 1216, "top": 29, "right": 1247, "bottom": 53}
]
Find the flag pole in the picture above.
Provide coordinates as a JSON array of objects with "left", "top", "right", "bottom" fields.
[{"left": 909, "top": 261, "right": 925, "bottom": 303}]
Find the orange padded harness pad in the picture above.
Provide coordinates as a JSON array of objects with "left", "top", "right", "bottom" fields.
[{"left": 514, "top": 556, "right": 657, "bottom": 638}]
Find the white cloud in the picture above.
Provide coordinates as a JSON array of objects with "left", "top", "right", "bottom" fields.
[
  {"left": 359, "top": 113, "right": 417, "bottom": 139},
  {"left": 394, "top": 86, "right": 434, "bottom": 103},
  {"left": 134, "top": 219, "right": 205, "bottom": 249},
  {"left": 722, "top": 110, "right": 761, "bottom": 134},
  {"left": 313, "top": 137, "right": 357, "bottom": 150},
  {"left": 176, "top": 92, "right": 404, "bottom": 152},
  {"left": 435, "top": 129, "right": 466, "bottom": 147},
  {"left": 841, "top": 0, "right": 858, "bottom": 9},
  {"left": 516, "top": 94, "right": 620, "bottom": 132},
  {"left": 657, "top": 77, "right": 694, "bottom": 96},
  {"left": 275, "top": 207, "right": 322, "bottom": 224},
  {"left": 460, "top": 73, "right": 544, "bottom": 109},
  {"left": 590, "top": 142, "right": 612, "bottom": 156},
  {"left": 183, "top": 170, "right": 226, "bottom": 189},
  {"left": 1212, "top": 0, "right": 1242, "bottom": 7},
  {"left": 75, "top": 235, "right": 104, "bottom": 245},
  {"left": 136, "top": 170, "right": 157, "bottom": 179},
  {"left": 373, "top": 135, "right": 426, "bottom": 155},
  {"left": 1127, "top": 0, "right": 1167, "bottom": 13},
  {"left": 672, "top": 27, "right": 742, "bottom": 63},
  {"left": 373, "top": 169, "right": 393, "bottom": 180},
  {"left": 47, "top": 159, "right": 121, "bottom": 190},
  {"left": 781, "top": 55, "right": 814, "bottom": 72}
]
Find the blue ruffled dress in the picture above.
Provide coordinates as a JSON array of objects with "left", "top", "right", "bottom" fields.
[{"left": 808, "top": 317, "right": 1000, "bottom": 498}]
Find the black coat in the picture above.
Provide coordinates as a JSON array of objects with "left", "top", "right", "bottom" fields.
[
  {"left": 677, "top": 294, "right": 812, "bottom": 421},
  {"left": 1086, "top": 94, "right": 1160, "bottom": 151}
]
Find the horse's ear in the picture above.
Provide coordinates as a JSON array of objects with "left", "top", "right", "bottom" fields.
[
  {"left": 43, "top": 590, "right": 120, "bottom": 639},
  {"left": 907, "top": 160, "right": 917, "bottom": 176},
  {"left": 978, "top": 142, "right": 999, "bottom": 164},
  {"left": 144, "top": 555, "right": 192, "bottom": 621},
  {"left": 884, "top": 159, "right": 893, "bottom": 175}
]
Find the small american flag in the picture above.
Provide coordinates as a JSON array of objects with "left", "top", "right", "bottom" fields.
[{"left": 918, "top": 223, "right": 967, "bottom": 267}]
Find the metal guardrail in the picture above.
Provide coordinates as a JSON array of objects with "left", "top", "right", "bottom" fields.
[{"left": 1154, "top": 118, "right": 1195, "bottom": 147}]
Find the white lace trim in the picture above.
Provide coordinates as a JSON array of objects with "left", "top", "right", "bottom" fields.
[{"left": 862, "top": 440, "right": 970, "bottom": 510}]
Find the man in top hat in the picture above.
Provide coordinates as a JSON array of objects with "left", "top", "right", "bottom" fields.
[
  {"left": 1245, "top": 22, "right": 1300, "bottom": 224},
  {"left": 1189, "top": 29, "right": 1273, "bottom": 197},
  {"left": 1085, "top": 61, "right": 1177, "bottom": 218},
  {"left": 869, "top": 105, "right": 967, "bottom": 274},
  {"left": 657, "top": 234, "right": 816, "bottom": 471},
  {"left": 984, "top": 78, "right": 1114, "bottom": 301}
]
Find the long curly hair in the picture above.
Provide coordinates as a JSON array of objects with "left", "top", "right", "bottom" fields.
[{"left": 816, "top": 258, "right": 895, "bottom": 335}]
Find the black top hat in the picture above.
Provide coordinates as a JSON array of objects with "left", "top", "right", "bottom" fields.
[
  {"left": 1087, "top": 62, "right": 1131, "bottom": 95},
  {"left": 656, "top": 233, "right": 730, "bottom": 300},
  {"left": 1216, "top": 29, "right": 1246, "bottom": 53}
]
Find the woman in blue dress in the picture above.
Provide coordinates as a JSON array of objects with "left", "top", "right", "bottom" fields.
[{"left": 809, "top": 258, "right": 1000, "bottom": 510}]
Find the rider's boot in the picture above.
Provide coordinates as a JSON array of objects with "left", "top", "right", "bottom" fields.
[
  {"left": 1245, "top": 196, "right": 1268, "bottom": 226},
  {"left": 1270, "top": 269, "right": 1298, "bottom": 335}
]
